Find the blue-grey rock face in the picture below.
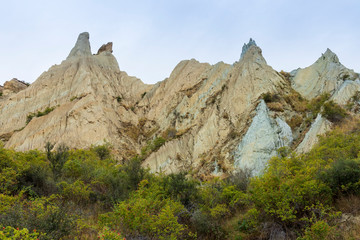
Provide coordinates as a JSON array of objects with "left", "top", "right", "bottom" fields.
[
  {"left": 234, "top": 100, "right": 293, "bottom": 175},
  {"left": 67, "top": 32, "right": 92, "bottom": 59},
  {"left": 240, "top": 38, "right": 257, "bottom": 59}
]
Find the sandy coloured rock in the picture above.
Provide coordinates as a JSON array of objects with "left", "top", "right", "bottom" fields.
[{"left": 1, "top": 34, "right": 359, "bottom": 176}]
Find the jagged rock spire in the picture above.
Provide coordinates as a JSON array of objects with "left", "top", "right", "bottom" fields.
[
  {"left": 240, "top": 38, "right": 257, "bottom": 59},
  {"left": 318, "top": 48, "right": 339, "bottom": 63},
  {"left": 67, "top": 32, "right": 92, "bottom": 59}
]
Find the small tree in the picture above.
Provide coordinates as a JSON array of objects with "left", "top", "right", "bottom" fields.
[{"left": 45, "top": 142, "right": 69, "bottom": 180}]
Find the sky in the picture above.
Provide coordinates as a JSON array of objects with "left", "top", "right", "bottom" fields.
[{"left": 0, "top": 0, "right": 359, "bottom": 85}]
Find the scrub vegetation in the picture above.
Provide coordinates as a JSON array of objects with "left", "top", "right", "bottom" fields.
[{"left": 1, "top": 121, "right": 360, "bottom": 239}]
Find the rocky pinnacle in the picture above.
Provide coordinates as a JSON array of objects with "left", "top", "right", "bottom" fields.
[
  {"left": 240, "top": 38, "right": 257, "bottom": 59},
  {"left": 67, "top": 32, "right": 92, "bottom": 59}
]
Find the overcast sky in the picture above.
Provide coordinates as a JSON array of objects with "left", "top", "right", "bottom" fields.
[{"left": 0, "top": 0, "right": 359, "bottom": 85}]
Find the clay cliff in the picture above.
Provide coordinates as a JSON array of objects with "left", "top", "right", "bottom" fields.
[{"left": 1, "top": 33, "right": 359, "bottom": 177}]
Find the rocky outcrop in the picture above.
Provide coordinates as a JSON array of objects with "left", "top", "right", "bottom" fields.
[
  {"left": 142, "top": 43, "right": 288, "bottom": 175},
  {"left": 97, "top": 42, "right": 113, "bottom": 54},
  {"left": 291, "top": 49, "right": 358, "bottom": 100},
  {"left": 2, "top": 78, "right": 28, "bottom": 96},
  {"left": 296, "top": 114, "right": 332, "bottom": 153},
  {"left": 240, "top": 38, "right": 257, "bottom": 59},
  {"left": 234, "top": 100, "right": 293, "bottom": 175},
  {"left": 2, "top": 33, "right": 357, "bottom": 177},
  {"left": 331, "top": 80, "right": 360, "bottom": 105},
  {"left": 67, "top": 32, "right": 92, "bottom": 59},
  {"left": 0, "top": 33, "right": 151, "bottom": 159}
]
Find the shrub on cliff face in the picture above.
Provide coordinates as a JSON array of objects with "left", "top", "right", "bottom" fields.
[{"left": 321, "top": 100, "right": 347, "bottom": 123}]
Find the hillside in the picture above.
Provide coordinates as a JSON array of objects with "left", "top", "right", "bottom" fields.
[
  {"left": 1, "top": 33, "right": 358, "bottom": 178},
  {"left": 1, "top": 32, "right": 360, "bottom": 239}
]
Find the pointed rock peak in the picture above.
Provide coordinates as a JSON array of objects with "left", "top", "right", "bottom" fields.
[
  {"left": 238, "top": 38, "right": 266, "bottom": 65},
  {"left": 240, "top": 38, "right": 257, "bottom": 59},
  {"left": 97, "top": 42, "right": 113, "bottom": 55},
  {"left": 67, "top": 32, "right": 92, "bottom": 59},
  {"left": 318, "top": 48, "right": 339, "bottom": 63}
]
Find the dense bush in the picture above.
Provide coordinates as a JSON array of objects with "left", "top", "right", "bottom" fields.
[
  {"left": 261, "top": 92, "right": 281, "bottom": 103},
  {"left": 307, "top": 93, "right": 330, "bottom": 116},
  {"left": 91, "top": 144, "right": 111, "bottom": 160},
  {"left": 100, "top": 179, "right": 190, "bottom": 240},
  {"left": 319, "top": 158, "right": 360, "bottom": 195},
  {"left": 2, "top": 123, "right": 360, "bottom": 239},
  {"left": 321, "top": 100, "right": 348, "bottom": 123},
  {"left": 249, "top": 154, "right": 332, "bottom": 224}
]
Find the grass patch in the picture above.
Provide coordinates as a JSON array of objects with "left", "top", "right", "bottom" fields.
[{"left": 26, "top": 106, "right": 56, "bottom": 124}]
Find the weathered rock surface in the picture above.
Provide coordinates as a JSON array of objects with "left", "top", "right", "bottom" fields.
[
  {"left": 0, "top": 33, "right": 151, "bottom": 159},
  {"left": 97, "top": 42, "right": 113, "bottom": 54},
  {"left": 240, "top": 38, "right": 257, "bottom": 59},
  {"left": 291, "top": 49, "right": 358, "bottom": 100},
  {"left": 2, "top": 78, "right": 28, "bottom": 96},
  {"left": 67, "top": 32, "right": 92, "bottom": 59},
  {"left": 142, "top": 44, "right": 287, "bottom": 174},
  {"left": 1, "top": 33, "right": 358, "bottom": 176},
  {"left": 296, "top": 114, "right": 332, "bottom": 153},
  {"left": 234, "top": 100, "right": 292, "bottom": 175},
  {"left": 331, "top": 80, "right": 360, "bottom": 105}
]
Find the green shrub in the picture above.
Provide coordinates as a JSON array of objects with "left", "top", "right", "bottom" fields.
[
  {"left": 116, "top": 96, "right": 122, "bottom": 103},
  {"left": 160, "top": 172, "right": 199, "bottom": 208},
  {"left": 99, "top": 179, "right": 189, "bottom": 240},
  {"left": 0, "top": 226, "right": 42, "bottom": 239},
  {"left": 307, "top": 93, "right": 330, "bottom": 116},
  {"left": 321, "top": 100, "right": 347, "bottom": 123},
  {"left": 91, "top": 144, "right": 111, "bottom": 160},
  {"left": 141, "top": 137, "right": 166, "bottom": 158},
  {"left": 249, "top": 154, "right": 332, "bottom": 223},
  {"left": 318, "top": 158, "right": 360, "bottom": 195},
  {"left": 261, "top": 92, "right": 280, "bottom": 103},
  {"left": 26, "top": 113, "right": 36, "bottom": 124},
  {"left": 26, "top": 106, "right": 56, "bottom": 124},
  {"left": 0, "top": 194, "right": 76, "bottom": 240},
  {"left": 45, "top": 142, "right": 69, "bottom": 180},
  {"left": 225, "top": 168, "right": 252, "bottom": 192},
  {"left": 58, "top": 180, "right": 93, "bottom": 205},
  {"left": 299, "top": 220, "right": 334, "bottom": 240}
]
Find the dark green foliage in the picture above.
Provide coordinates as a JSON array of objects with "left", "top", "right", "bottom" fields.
[
  {"left": 45, "top": 142, "right": 69, "bottom": 180},
  {"left": 26, "top": 106, "right": 56, "bottom": 124},
  {"left": 0, "top": 91, "right": 2, "bottom": 96},
  {"left": 261, "top": 92, "right": 280, "bottom": 103},
  {"left": 141, "top": 92, "right": 147, "bottom": 98},
  {"left": 26, "top": 113, "right": 35, "bottom": 124},
  {"left": 122, "top": 156, "right": 147, "bottom": 191},
  {"left": 91, "top": 144, "right": 111, "bottom": 160},
  {"left": 116, "top": 96, "right": 122, "bottom": 103},
  {"left": 153, "top": 136, "right": 166, "bottom": 150},
  {"left": 0, "top": 196, "right": 76, "bottom": 240},
  {"left": 141, "top": 136, "right": 166, "bottom": 158},
  {"left": 17, "top": 161, "right": 56, "bottom": 196},
  {"left": 319, "top": 159, "right": 360, "bottom": 195},
  {"left": 307, "top": 93, "right": 330, "bottom": 116},
  {"left": 321, "top": 100, "right": 347, "bottom": 122},
  {"left": 225, "top": 168, "right": 252, "bottom": 192},
  {"left": 161, "top": 172, "right": 199, "bottom": 207}
]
